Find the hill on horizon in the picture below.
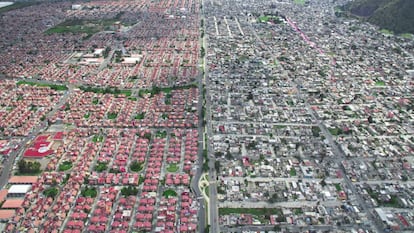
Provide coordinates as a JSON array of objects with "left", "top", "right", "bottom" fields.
[{"left": 343, "top": 0, "right": 414, "bottom": 34}]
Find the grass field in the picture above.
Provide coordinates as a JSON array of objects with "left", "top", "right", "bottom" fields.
[
  {"left": 167, "top": 163, "right": 179, "bottom": 172},
  {"left": 380, "top": 29, "right": 393, "bottom": 35},
  {"left": 294, "top": 0, "right": 305, "bottom": 5},
  {"left": 401, "top": 33, "right": 413, "bottom": 39},
  {"left": 58, "top": 161, "right": 73, "bottom": 171},
  {"left": 16, "top": 81, "right": 68, "bottom": 91},
  {"left": 163, "top": 189, "right": 177, "bottom": 198},
  {"left": 45, "top": 17, "right": 120, "bottom": 37}
]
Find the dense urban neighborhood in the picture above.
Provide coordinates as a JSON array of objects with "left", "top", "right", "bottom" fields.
[{"left": 0, "top": 0, "right": 413, "bottom": 232}]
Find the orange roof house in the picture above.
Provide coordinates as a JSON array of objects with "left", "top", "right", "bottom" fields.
[
  {"left": 2, "top": 199, "right": 24, "bottom": 209},
  {"left": 8, "top": 176, "right": 38, "bottom": 184}
]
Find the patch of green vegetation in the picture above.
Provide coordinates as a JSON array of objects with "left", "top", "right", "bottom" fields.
[
  {"left": 128, "top": 97, "right": 137, "bottom": 101},
  {"left": 134, "top": 112, "right": 145, "bottom": 120},
  {"left": 345, "top": 0, "right": 414, "bottom": 34},
  {"left": 275, "top": 125, "right": 287, "bottom": 129},
  {"left": 289, "top": 167, "right": 297, "bottom": 176},
  {"left": 79, "top": 86, "right": 132, "bottom": 96},
  {"left": 17, "top": 160, "right": 41, "bottom": 175},
  {"left": 45, "top": 14, "right": 124, "bottom": 37},
  {"left": 328, "top": 127, "right": 343, "bottom": 136},
  {"left": 143, "top": 132, "right": 152, "bottom": 141},
  {"left": 155, "top": 130, "right": 167, "bottom": 138},
  {"left": 95, "top": 162, "right": 108, "bottom": 172},
  {"left": 258, "top": 16, "right": 270, "bottom": 22},
  {"left": 335, "top": 183, "right": 342, "bottom": 191},
  {"left": 294, "top": 208, "right": 303, "bottom": 215},
  {"left": 30, "top": 105, "right": 37, "bottom": 112},
  {"left": 62, "top": 174, "right": 70, "bottom": 185},
  {"left": 165, "top": 93, "right": 172, "bottom": 105},
  {"left": 92, "top": 135, "right": 104, "bottom": 143},
  {"left": 58, "top": 161, "right": 73, "bottom": 171},
  {"left": 64, "top": 103, "right": 70, "bottom": 111},
  {"left": 375, "top": 81, "right": 386, "bottom": 86},
  {"left": 92, "top": 98, "right": 99, "bottom": 105},
  {"left": 380, "top": 29, "right": 393, "bottom": 35},
  {"left": 311, "top": 126, "right": 321, "bottom": 137},
  {"left": 81, "top": 187, "right": 97, "bottom": 198},
  {"left": 246, "top": 141, "right": 257, "bottom": 150},
  {"left": 167, "top": 163, "right": 179, "bottom": 172},
  {"left": 294, "top": 0, "right": 305, "bottom": 5},
  {"left": 138, "top": 175, "right": 145, "bottom": 185},
  {"left": 16, "top": 81, "right": 68, "bottom": 91},
  {"left": 128, "top": 75, "right": 140, "bottom": 81},
  {"left": 367, "top": 188, "right": 401, "bottom": 208},
  {"left": 163, "top": 189, "right": 177, "bottom": 198},
  {"left": 334, "top": 6, "right": 344, "bottom": 13},
  {"left": 107, "top": 112, "right": 118, "bottom": 120},
  {"left": 204, "top": 186, "right": 209, "bottom": 197},
  {"left": 130, "top": 160, "right": 144, "bottom": 172},
  {"left": 219, "top": 208, "right": 282, "bottom": 217},
  {"left": 109, "top": 167, "right": 120, "bottom": 173},
  {"left": 138, "top": 84, "right": 197, "bottom": 97},
  {"left": 84, "top": 113, "right": 90, "bottom": 119},
  {"left": 401, "top": 33, "right": 413, "bottom": 39},
  {"left": 121, "top": 186, "right": 138, "bottom": 197},
  {"left": 43, "top": 187, "right": 59, "bottom": 198}
]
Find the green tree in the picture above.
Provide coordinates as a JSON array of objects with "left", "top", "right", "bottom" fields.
[
  {"left": 43, "top": 187, "right": 58, "bottom": 198},
  {"left": 121, "top": 186, "right": 138, "bottom": 196},
  {"left": 130, "top": 160, "right": 144, "bottom": 172}
]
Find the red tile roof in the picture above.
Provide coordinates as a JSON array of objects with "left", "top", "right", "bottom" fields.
[
  {"left": 0, "top": 210, "right": 15, "bottom": 219},
  {"left": 0, "top": 189, "right": 8, "bottom": 203},
  {"left": 2, "top": 199, "right": 24, "bottom": 209},
  {"left": 8, "top": 176, "right": 38, "bottom": 184}
]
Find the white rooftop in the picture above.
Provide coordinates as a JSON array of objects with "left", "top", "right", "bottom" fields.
[{"left": 8, "top": 184, "right": 31, "bottom": 194}]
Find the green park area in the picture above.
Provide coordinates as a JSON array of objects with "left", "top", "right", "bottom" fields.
[
  {"left": 80, "top": 86, "right": 132, "bottom": 97},
  {"left": 81, "top": 187, "right": 97, "bottom": 198},
  {"left": 45, "top": 12, "right": 124, "bottom": 38},
  {"left": 58, "top": 161, "right": 73, "bottom": 171},
  {"left": 107, "top": 112, "right": 118, "bottom": 120},
  {"left": 401, "top": 33, "right": 413, "bottom": 39},
  {"left": 43, "top": 187, "right": 59, "bottom": 198},
  {"left": 163, "top": 189, "right": 177, "bottom": 198},
  {"left": 138, "top": 84, "right": 196, "bottom": 98},
  {"left": 380, "top": 29, "right": 393, "bottom": 35},
  {"left": 130, "top": 161, "right": 144, "bottom": 172},
  {"left": 134, "top": 112, "right": 146, "bottom": 120},
  {"left": 92, "top": 135, "right": 104, "bottom": 143},
  {"left": 16, "top": 81, "right": 68, "bottom": 91},
  {"left": 294, "top": 0, "right": 305, "bottom": 5},
  {"left": 167, "top": 163, "right": 179, "bottom": 172}
]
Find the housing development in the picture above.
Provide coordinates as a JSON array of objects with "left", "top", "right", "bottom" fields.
[{"left": 0, "top": 0, "right": 413, "bottom": 233}]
